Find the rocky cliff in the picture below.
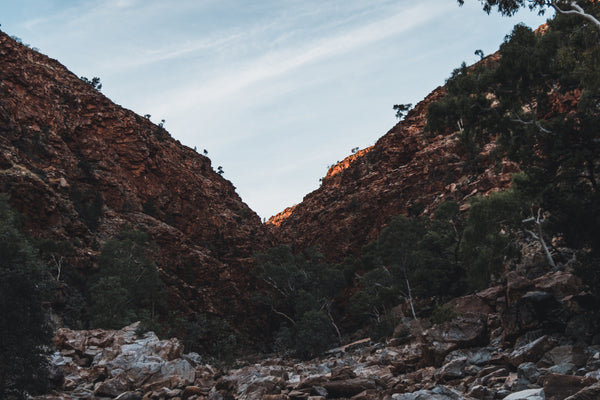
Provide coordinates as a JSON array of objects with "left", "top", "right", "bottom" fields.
[
  {"left": 268, "top": 84, "right": 518, "bottom": 262},
  {"left": 0, "top": 31, "right": 273, "bottom": 324}
]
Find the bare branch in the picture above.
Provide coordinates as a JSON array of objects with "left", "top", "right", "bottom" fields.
[
  {"left": 270, "top": 305, "right": 296, "bottom": 325},
  {"left": 510, "top": 112, "right": 552, "bottom": 134},
  {"left": 550, "top": 1, "right": 600, "bottom": 30},
  {"left": 523, "top": 208, "right": 556, "bottom": 268}
]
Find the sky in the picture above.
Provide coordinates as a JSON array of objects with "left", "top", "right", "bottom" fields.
[{"left": 1, "top": 0, "right": 549, "bottom": 219}]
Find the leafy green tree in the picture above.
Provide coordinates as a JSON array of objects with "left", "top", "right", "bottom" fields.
[
  {"left": 347, "top": 202, "right": 465, "bottom": 336},
  {"left": 459, "top": 191, "right": 524, "bottom": 290},
  {"left": 458, "top": 0, "right": 600, "bottom": 30},
  {"left": 0, "top": 194, "right": 51, "bottom": 399},
  {"left": 89, "top": 229, "right": 166, "bottom": 330},
  {"left": 427, "top": 14, "right": 600, "bottom": 255},
  {"left": 254, "top": 245, "right": 345, "bottom": 358}
]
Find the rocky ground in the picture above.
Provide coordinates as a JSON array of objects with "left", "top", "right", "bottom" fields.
[{"left": 36, "top": 266, "right": 600, "bottom": 400}]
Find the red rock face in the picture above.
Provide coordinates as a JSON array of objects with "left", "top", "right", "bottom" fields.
[
  {"left": 0, "top": 32, "right": 274, "bottom": 321},
  {"left": 268, "top": 86, "right": 518, "bottom": 262}
]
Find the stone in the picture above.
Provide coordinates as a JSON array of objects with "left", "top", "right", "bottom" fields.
[
  {"left": 533, "top": 271, "right": 583, "bottom": 300},
  {"left": 541, "top": 373, "right": 596, "bottom": 400},
  {"left": 564, "top": 382, "right": 600, "bottom": 400},
  {"left": 506, "top": 272, "right": 534, "bottom": 305},
  {"left": 321, "top": 378, "right": 378, "bottom": 398},
  {"left": 391, "top": 385, "right": 464, "bottom": 399},
  {"left": 502, "top": 291, "right": 567, "bottom": 343},
  {"left": 538, "top": 345, "right": 586, "bottom": 370},
  {"left": 435, "top": 357, "right": 470, "bottom": 381},
  {"left": 94, "top": 372, "right": 131, "bottom": 397},
  {"left": 182, "top": 386, "right": 207, "bottom": 400},
  {"left": 422, "top": 316, "right": 488, "bottom": 366},
  {"left": 449, "top": 294, "right": 493, "bottom": 315},
  {"left": 507, "top": 336, "right": 557, "bottom": 367},
  {"left": 115, "top": 392, "right": 144, "bottom": 400},
  {"left": 502, "top": 388, "right": 545, "bottom": 400},
  {"left": 518, "top": 362, "right": 541, "bottom": 384}
]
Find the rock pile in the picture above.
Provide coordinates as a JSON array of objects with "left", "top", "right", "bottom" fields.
[{"left": 37, "top": 269, "right": 600, "bottom": 400}]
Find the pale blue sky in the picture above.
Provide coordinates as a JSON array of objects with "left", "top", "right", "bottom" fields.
[{"left": 1, "top": 1, "right": 548, "bottom": 219}]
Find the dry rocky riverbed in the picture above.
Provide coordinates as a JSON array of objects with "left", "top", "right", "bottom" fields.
[{"left": 37, "top": 269, "right": 600, "bottom": 400}]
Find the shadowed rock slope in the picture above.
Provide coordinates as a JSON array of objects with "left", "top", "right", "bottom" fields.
[
  {"left": 268, "top": 83, "right": 517, "bottom": 262},
  {"left": 0, "top": 31, "right": 273, "bottom": 324}
]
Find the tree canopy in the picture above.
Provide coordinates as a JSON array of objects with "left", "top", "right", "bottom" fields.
[
  {"left": 458, "top": 0, "right": 600, "bottom": 30},
  {"left": 0, "top": 194, "right": 51, "bottom": 399},
  {"left": 429, "top": 6, "right": 600, "bottom": 270}
]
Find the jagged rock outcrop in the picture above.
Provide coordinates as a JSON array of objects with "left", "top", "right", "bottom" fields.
[
  {"left": 268, "top": 86, "right": 517, "bottom": 262},
  {"left": 0, "top": 31, "right": 273, "bottom": 325}
]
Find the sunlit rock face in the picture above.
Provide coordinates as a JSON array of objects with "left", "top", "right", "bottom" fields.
[
  {"left": 268, "top": 85, "right": 517, "bottom": 262},
  {"left": 0, "top": 31, "right": 274, "bottom": 324}
]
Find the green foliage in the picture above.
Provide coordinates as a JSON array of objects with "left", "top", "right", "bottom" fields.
[
  {"left": 427, "top": 12, "right": 600, "bottom": 256},
  {"left": 89, "top": 229, "right": 166, "bottom": 330},
  {"left": 254, "top": 245, "right": 344, "bottom": 358},
  {"left": 431, "top": 303, "right": 458, "bottom": 325},
  {"left": 345, "top": 202, "right": 465, "bottom": 337},
  {"left": 174, "top": 314, "right": 238, "bottom": 364},
  {"left": 460, "top": 190, "right": 523, "bottom": 290},
  {"left": 393, "top": 103, "right": 413, "bottom": 120},
  {"left": 0, "top": 194, "right": 51, "bottom": 399},
  {"left": 80, "top": 76, "right": 102, "bottom": 91},
  {"left": 457, "top": 0, "right": 599, "bottom": 20}
]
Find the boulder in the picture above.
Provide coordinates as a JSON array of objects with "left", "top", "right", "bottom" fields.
[
  {"left": 448, "top": 295, "right": 493, "bottom": 315},
  {"left": 321, "top": 378, "right": 378, "bottom": 398},
  {"left": 422, "top": 316, "right": 487, "bottom": 366},
  {"left": 435, "top": 357, "right": 470, "bottom": 381},
  {"left": 541, "top": 373, "right": 596, "bottom": 400},
  {"left": 505, "top": 272, "right": 534, "bottom": 305},
  {"left": 94, "top": 372, "right": 131, "bottom": 397},
  {"left": 502, "top": 292, "right": 567, "bottom": 342},
  {"left": 391, "top": 385, "right": 464, "bottom": 399},
  {"left": 507, "top": 335, "right": 557, "bottom": 367},
  {"left": 517, "top": 362, "right": 541, "bottom": 384},
  {"left": 502, "top": 388, "right": 545, "bottom": 400},
  {"left": 564, "top": 382, "right": 600, "bottom": 400},
  {"left": 533, "top": 271, "right": 583, "bottom": 300},
  {"left": 444, "top": 348, "right": 492, "bottom": 366},
  {"left": 539, "top": 345, "right": 586, "bottom": 370}
]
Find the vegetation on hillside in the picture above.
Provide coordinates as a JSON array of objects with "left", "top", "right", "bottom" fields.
[
  {"left": 428, "top": 3, "right": 600, "bottom": 286},
  {"left": 2, "top": 0, "right": 600, "bottom": 372},
  {"left": 0, "top": 194, "right": 51, "bottom": 399}
]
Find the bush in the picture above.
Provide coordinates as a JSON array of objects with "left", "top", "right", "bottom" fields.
[
  {"left": 254, "top": 245, "right": 344, "bottom": 358},
  {"left": 0, "top": 194, "right": 51, "bottom": 398},
  {"left": 431, "top": 304, "right": 458, "bottom": 325},
  {"left": 89, "top": 229, "right": 166, "bottom": 330},
  {"left": 459, "top": 191, "right": 523, "bottom": 290}
]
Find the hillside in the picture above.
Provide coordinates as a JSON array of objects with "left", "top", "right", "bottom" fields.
[
  {"left": 268, "top": 77, "right": 516, "bottom": 262},
  {"left": 0, "top": 31, "right": 274, "bottom": 326}
]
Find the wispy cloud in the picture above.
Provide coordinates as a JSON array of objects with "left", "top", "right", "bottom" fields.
[{"left": 155, "top": 1, "right": 453, "bottom": 115}]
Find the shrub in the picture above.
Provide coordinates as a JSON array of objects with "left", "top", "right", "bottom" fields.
[
  {"left": 431, "top": 304, "right": 458, "bottom": 325},
  {"left": 89, "top": 229, "right": 166, "bottom": 330},
  {"left": 0, "top": 194, "right": 51, "bottom": 398}
]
